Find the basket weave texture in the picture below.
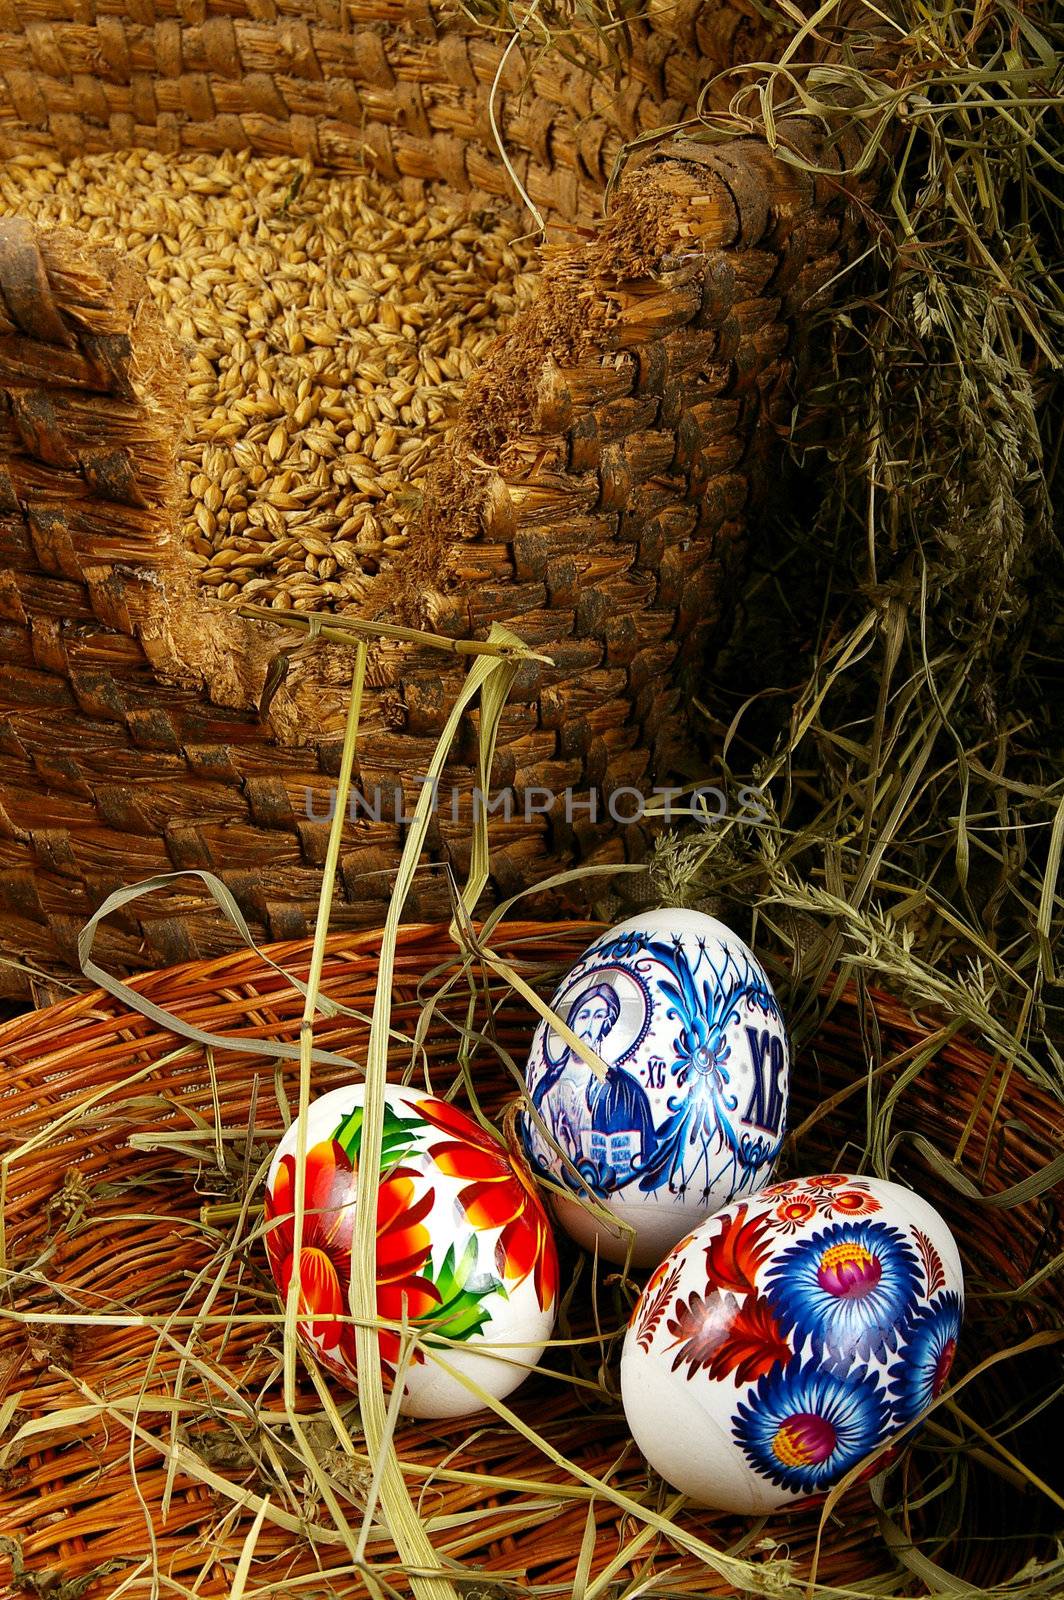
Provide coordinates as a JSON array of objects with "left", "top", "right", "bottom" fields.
[
  {"left": 0, "top": 3, "right": 882, "bottom": 995},
  {"left": 1, "top": 920, "right": 1060, "bottom": 1596}
]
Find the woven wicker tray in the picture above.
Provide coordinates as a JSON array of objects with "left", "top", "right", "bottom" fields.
[{"left": 1, "top": 920, "right": 1060, "bottom": 1595}]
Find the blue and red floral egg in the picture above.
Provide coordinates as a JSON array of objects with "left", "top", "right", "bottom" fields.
[
  {"left": 521, "top": 908, "right": 790, "bottom": 1266},
  {"left": 621, "top": 1174, "right": 963, "bottom": 1511},
  {"left": 264, "top": 1084, "right": 557, "bottom": 1418}
]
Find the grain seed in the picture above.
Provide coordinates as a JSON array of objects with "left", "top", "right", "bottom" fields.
[{"left": 0, "top": 151, "right": 540, "bottom": 611}]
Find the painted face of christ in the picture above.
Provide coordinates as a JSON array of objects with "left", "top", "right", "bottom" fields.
[{"left": 566, "top": 982, "right": 620, "bottom": 1055}]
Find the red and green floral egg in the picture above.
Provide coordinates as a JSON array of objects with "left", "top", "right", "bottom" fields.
[
  {"left": 621, "top": 1174, "right": 963, "bottom": 1511},
  {"left": 264, "top": 1084, "right": 558, "bottom": 1419}
]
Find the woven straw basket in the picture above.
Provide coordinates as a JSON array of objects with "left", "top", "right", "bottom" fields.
[
  {"left": 0, "top": 2, "right": 884, "bottom": 995},
  {"left": 1, "top": 921, "right": 1061, "bottom": 1596}
]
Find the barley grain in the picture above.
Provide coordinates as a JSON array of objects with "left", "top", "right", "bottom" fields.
[{"left": 0, "top": 151, "right": 539, "bottom": 608}]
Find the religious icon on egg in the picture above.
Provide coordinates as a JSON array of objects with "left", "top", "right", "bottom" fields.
[
  {"left": 522, "top": 911, "right": 791, "bottom": 1264},
  {"left": 531, "top": 966, "right": 656, "bottom": 1184}
]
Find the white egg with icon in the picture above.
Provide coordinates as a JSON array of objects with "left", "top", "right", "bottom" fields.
[{"left": 520, "top": 908, "right": 790, "bottom": 1265}]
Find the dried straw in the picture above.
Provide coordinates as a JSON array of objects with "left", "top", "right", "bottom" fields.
[{"left": 599, "top": 0, "right": 1064, "bottom": 1108}]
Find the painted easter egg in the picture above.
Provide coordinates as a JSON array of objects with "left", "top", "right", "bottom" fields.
[
  {"left": 520, "top": 909, "right": 789, "bottom": 1266},
  {"left": 621, "top": 1174, "right": 964, "bottom": 1511},
  {"left": 264, "top": 1084, "right": 557, "bottom": 1418}
]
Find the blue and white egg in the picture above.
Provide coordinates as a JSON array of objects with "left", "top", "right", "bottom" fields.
[{"left": 520, "top": 909, "right": 789, "bottom": 1266}]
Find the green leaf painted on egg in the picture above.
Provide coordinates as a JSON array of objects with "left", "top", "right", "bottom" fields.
[
  {"left": 418, "top": 1236, "right": 504, "bottom": 1346},
  {"left": 332, "top": 1098, "right": 424, "bottom": 1173}
]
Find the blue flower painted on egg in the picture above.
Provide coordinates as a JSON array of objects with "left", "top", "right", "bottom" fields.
[
  {"left": 620, "top": 1176, "right": 967, "bottom": 1510},
  {"left": 733, "top": 1354, "right": 890, "bottom": 1496},
  {"left": 888, "top": 1291, "right": 963, "bottom": 1421},
  {"left": 765, "top": 1220, "right": 921, "bottom": 1363}
]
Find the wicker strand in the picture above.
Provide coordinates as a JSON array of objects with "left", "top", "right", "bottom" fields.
[{"left": 0, "top": 2, "right": 778, "bottom": 210}]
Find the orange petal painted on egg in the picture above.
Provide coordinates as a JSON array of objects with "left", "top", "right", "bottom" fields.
[
  {"left": 294, "top": 1245, "right": 346, "bottom": 1351},
  {"left": 432, "top": 1142, "right": 507, "bottom": 1184},
  {"left": 461, "top": 1181, "right": 525, "bottom": 1233},
  {"left": 496, "top": 1217, "right": 539, "bottom": 1281},
  {"left": 416, "top": 1096, "right": 479, "bottom": 1141},
  {"left": 376, "top": 1170, "right": 432, "bottom": 1236},
  {"left": 378, "top": 1276, "right": 441, "bottom": 1326}
]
